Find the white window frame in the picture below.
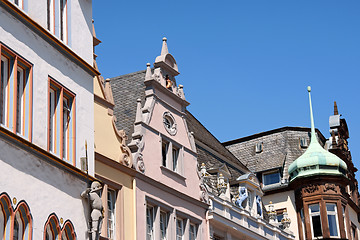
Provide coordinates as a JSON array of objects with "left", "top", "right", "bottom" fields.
[
  {"left": 326, "top": 203, "right": 340, "bottom": 237},
  {"left": 189, "top": 223, "right": 198, "bottom": 240},
  {"left": 146, "top": 206, "right": 155, "bottom": 240},
  {"left": 176, "top": 218, "right": 184, "bottom": 240},
  {"left": 161, "top": 138, "right": 183, "bottom": 175},
  {"left": 309, "top": 204, "right": 322, "bottom": 238},
  {"left": 107, "top": 189, "right": 116, "bottom": 240},
  {"left": 160, "top": 211, "right": 168, "bottom": 240},
  {"left": 262, "top": 170, "right": 281, "bottom": 186}
]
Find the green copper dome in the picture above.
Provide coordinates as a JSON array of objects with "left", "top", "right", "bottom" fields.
[{"left": 288, "top": 87, "right": 347, "bottom": 182}]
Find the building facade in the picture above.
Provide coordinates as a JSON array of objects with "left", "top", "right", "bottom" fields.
[
  {"left": 0, "top": 0, "right": 97, "bottom": 239},
  {"left": 109, "top": 38, "right": 209, "bottom": 240},
  {"left": 224, "top": 89, "right": 360, "bottom": 240}
]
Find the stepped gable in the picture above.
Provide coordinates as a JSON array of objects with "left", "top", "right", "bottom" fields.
[
  {"left": 186, "top": 111, "right": 249, "bottom": 179},
  {"left": 110, "top": 70, "right": 148, "bottom": 139},
  {"left": 223, "top": 127, "right": 326, "bottom": 180}
]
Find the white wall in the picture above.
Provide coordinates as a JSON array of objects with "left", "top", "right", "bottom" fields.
[
  {"left": 0, "top": 138, "right": 89, "bottom": 239},
  {"left": 0, "top": 5, "right": 94, "bottom": 175}
]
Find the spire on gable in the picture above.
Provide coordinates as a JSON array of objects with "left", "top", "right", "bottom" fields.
[{"left": 161, "top": 37, "right": 169, "bottom": 55}]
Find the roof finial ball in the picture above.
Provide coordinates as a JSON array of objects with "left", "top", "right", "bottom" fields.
[
  {"left": 163, "top": 37, "right": 167, "bottom": 42},
  {"left": 307, "top": 86, "right": 311, "bottom": 92}
]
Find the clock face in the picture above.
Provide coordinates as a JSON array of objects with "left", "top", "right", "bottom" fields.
[{"left": 163, "top": 112, "right": 177, "bottom": 135}]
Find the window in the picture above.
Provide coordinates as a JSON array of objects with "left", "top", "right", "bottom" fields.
[
  {"left": 44, "top": 214, "right": 76, "bottom": 240},
  {"left": 48, "top": 78, "right": 75, "bottom": 163},
  {"left": 161, "top": 138, "right": 182, "bottom": 174},
  {"left": 107, "top": 189, "right": 116, "bottom": 239},
  {"left": 47, "top": 0, "right": 68, "bottom": 43},
  {"left": 162, "top": 140, "right": 168, "bottom": 167},
  {"left": 146, "top": 206, "right": 155, "bottom": 240},
  {"left": 326, "top": 203, "right": 339, "bottom": 237},
  {"left": 0, "top": 45, "right": 32, "bottom": 139},
  {"left": 10, "top": 0, "right": 24, "bottom": 9},
  {"left": 351, "top": 223, "right": 357, "bottom": 240},
  {"left": 160, "top": 211, "right": 168, "bottom": 240},
  {"left": 189, "top": 223, "right": 197, "bottom": 240},
  {"left": 255, "top": 142, "right": 263, "bottom": 153},
  {"left": 300, "top": 137, "right": 308, "bottom": 148},
  {"left": 309, "top": 204, "right": 322, "bottom": 238},
  {"left": 172, "top": 147, "right": 179, "bottom": 172},
  {"left": 263, "top": 171, "right": 281, "bottom": 186},
  {"left": 176, "top": 218, "right": 184, "bottom": 240}
]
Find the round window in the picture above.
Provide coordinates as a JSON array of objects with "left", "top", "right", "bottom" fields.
[{"left": 163, "top": 112, "right": 177, "bottom": 135}]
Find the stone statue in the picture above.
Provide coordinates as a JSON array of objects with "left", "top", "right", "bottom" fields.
[
  {"left": 234, "top": 186, "right": 248, "bottom": 209},
  {"left": 81, "top": 181, "right": 103, "bottom": 240},
  {"left": 256, "top": 195, "right": 262, "bottom": 217}
]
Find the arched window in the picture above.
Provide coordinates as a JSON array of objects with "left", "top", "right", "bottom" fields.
[
  {"left": 43, "top": 214, "right": 76, "bottom": 240},
  {"left": 13, "top": 202, "right": 32, "bottom": 240},
  {"left": 0, "top": 193, "right": 13, "bottom": 240},
  {"left": 0, "top": 194, "right": 32, "bottom": 240},
  {"left": 43, "top": 214, "right": 60, "bottom": 240},
  {"left": 61, "top": 221, "right": 76, "bottom": 240}
]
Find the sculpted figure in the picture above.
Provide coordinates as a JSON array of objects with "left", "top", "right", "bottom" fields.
[
  {"left": 256, "top": 195, "right": 262, "bottom": 217},
  {"left": 81, "top": 181, "right": 103, "bottom": 240},
  {"left": 235, "top": 186, "right": 248, "bottom": 209}
]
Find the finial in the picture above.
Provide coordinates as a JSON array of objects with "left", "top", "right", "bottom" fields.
[
  {"left": 334, "top": 101, "right": 338, "bottom": 115},
  {"left": 135, "top": 99, "right": 142, "bottom": 123},
  {"left": 307, "top": 86, "right": 317, "bottom": 144},
  {"left": 145, "top": 63, "right": 152, "bottom": 81},
  {"left": 161, "top": 37, "right": 169, "bottom": 55}
]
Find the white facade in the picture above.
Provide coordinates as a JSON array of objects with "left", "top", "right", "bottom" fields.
[{"left": 0, "top": 0, "right": 96, "bottom": 239}]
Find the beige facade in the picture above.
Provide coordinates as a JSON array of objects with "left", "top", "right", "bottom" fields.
[{"left": 93, "top": 72, "right": 136, "bottom": 240}]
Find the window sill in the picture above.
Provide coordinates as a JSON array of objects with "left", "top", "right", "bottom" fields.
[{"left": 160, "top": 166, "right": 186, "bottom": 181}]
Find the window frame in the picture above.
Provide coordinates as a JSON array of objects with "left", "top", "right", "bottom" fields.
[
  {"left": 309, "top": 203, "right": 323, "bottom": 238},
  {"left": 160, "top": 210, "right": 168, "bottom": 240},
  {"left": 47, "top": 0, "right": 68, "bottom": 44},
  {"left": 262, "top": 170, "right": 281, "bottom": 186},
  {"left": 176, "top": 217, "right": 184, "bottom": 240},
  {"left": 326, "top": 203, "right": 340, "bottom": 237},
  {"left": 161, "top": 137, "right": 183, "bottom": 175},
  {"left": 48, "top": 78, "right": 75, "bottom": 164},
  {"left": 0, "top": 44, "right": 33, "bottom": 140},
  {"left": 107, "top": 188, "right": 117, "bottom": 240},
  {"left": 189, "top": 223, "right": 198, "bottom": 240},
  {"left": 146, "top": 205, "right": 155, "bottom": 240}
]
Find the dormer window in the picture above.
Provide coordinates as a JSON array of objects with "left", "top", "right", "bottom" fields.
[
  {"left": 300, "top": 137, "right": 308, "bottom": 148},
  {"left": 262, "top": 171, "right": 280, "bottom": 186},
  {"left": 255, "top": 142, "right": 263, "bottom": 153}
]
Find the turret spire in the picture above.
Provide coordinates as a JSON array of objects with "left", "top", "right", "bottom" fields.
[
  {"left": 334, "top": 101, "right": 338, "bottom": 115},
  {"left": 307, "top": 86, "right": 317, "bottom": 144},
  {"left": 161, "top": 37, "right": 169, "bottom": 55}
]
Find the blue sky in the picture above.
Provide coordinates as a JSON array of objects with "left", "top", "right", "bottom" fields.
[{"left": 93, "top": 1, "right": 360, "bottom": 179}]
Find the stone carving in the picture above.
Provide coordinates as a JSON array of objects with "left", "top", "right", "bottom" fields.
[
  {"left": 256, "top": 195, "right": 262, "bottom": 217},
  {"left": 81, "top": 181, "right": 103, "bottom": 240},
  {"left": 234, "top": 186, "right": 248, "bottom": 209},
  {"left": 133, "top": 138, "right": 145, "bottom": 173},
  {"left": 324, "top": 183, "right": 337, "bottom": 193},
  {"left": 197, "top": 163, "right": 210, "bottom": 204},
  {"left": 304, "top": 184, "right": 319, "bottom": 194},
  {"left": 112, "top": 118, "right": 133, "bottom": 167}
]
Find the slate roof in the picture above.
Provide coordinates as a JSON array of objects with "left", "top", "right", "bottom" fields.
[
  {"left": 109, "top": 70, "right": 147, "bottom": 139},
  {"left": 185, "top": 111, "right": 249, "bottom": 181},
  {"left": 223, "top": 127, "right": 327, "bottom": 180}
]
